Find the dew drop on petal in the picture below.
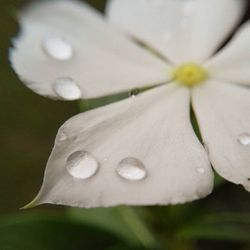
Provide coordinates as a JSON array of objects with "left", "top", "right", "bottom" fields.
[
  {"left": 196, "top": 167, "right": 205, "bottom": 174},
  {"left": 66, "top": 151, "right": 99, "bottom": 179},
  {"left": 116, "top": 158, "right": 147, "bottom": 181},
  {"left": 238, "top": 133, "right": 250, "bottom": 146},
  {"left": 58, "top": 131, "right": 67, "bottom": 141},
  {"left": 53, "top": 77, "right": 82, "bottom": 100},
  {"left": 42, "top": 36, "right": 73, "bottom": 60}
]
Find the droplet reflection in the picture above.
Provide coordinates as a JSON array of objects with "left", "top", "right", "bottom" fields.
[
  {"left": 117, "top": 157, "right": 147, "bottom": 181},
  {"left": 196, "top": 168, "right": 205, "bottom": 174},
  {"left": 53, "top": 77, "right": 82, "bottom": 100},
  {"left": 66, "top": 151, "right": 99, "bottom": 180},
  {"left": 238, "top": 133, "right": 250, "bottom": 146},
  {"left": 42, "top": 36, "right": 73, "bottom": 60}
]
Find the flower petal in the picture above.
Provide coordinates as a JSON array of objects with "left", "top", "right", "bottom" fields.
[
  {"left": 107, "top": 0, "right": 245, "bottom": 65},
  {"left": 29, "top": 84, "right": 213, "bottom": 208},
  {"left": 192, "top": 81, "right": 250, "bottom": 191},
  {"left": 206, "top": 22, "right": 250, "bottom": 86},
  {"left": 10, "top": 0, "right": 170, "bottom": 100}
]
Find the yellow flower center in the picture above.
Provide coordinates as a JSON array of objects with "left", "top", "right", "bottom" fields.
[{"left": 172, "top": 63, "right": 208, "bottom": 87}]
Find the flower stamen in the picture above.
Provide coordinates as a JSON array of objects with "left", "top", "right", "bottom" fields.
[{"left": 172, "top": 63, "right": 208, "bottom": 87}]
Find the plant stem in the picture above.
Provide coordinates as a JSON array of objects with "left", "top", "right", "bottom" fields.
[{"left": 117, "top": 207, "right": 158, "bottom": 249}]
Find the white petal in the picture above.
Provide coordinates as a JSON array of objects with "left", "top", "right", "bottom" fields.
[
  {"left": 30, "top": 84, "right": 213, "bottom": 208},
  {"left": 10, "top": 0, "right": 170, "bottom": 100},
  {"left": 206, "top": 22, "right": 250, "bottom": 85},
  {"left": 192, "top": 81, "right": 250, "bottom": 191},
  {"left": 107, "top": 0, "right": 245, "bottom": 65}
]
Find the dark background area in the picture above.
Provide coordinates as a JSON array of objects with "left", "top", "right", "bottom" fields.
[{"left": 1, "top": 1, "right": 250, "bottom": 250}]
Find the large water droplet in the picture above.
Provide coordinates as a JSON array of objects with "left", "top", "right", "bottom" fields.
[
  {"left": 53, "top": 77, "right": 82, "bottom": 100},
  {"left": 116, "top": 157, "right": 147, "bottom": 181},
  {"left": 42, "top": 36, "right": 73, "bottom": 60},
  {"left": 66, "top": 151, "right": 99, "bottom": 179},
  {"left": 238, "top": 133, "right": 250, "bottom": 146}
]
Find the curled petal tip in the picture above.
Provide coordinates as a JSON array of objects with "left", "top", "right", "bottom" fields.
[{"left": 20, "top": 196, "right": 40, "bottom": 210}]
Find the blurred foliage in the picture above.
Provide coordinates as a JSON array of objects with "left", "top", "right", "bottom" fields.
[
  {"left": 0, "top": 212, "right": 140, "bottom": 250},
  {"left": 1, "top": 1, "right": 250, "bottom": 250},
  {"left": 179, "top": 213, "right": 250, "bottom": 242}
]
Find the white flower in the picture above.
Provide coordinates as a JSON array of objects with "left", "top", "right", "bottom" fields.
[{"left": 10, "top": 0, "right": 250, "bottom": 208}]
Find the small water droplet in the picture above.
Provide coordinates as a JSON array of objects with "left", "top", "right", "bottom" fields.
[
  {"left": 129, "top": 89, "right": 140, "bottom": 98},
  {"left": 116, "top": 157, "right": 147, "bottom": 181},
  {"left": 42, "top": 36, "right": 73, "bottom": 61},
  {"left": 238, "top": 133, "right": 250, "bottom": 146},
  {"left": 66, "top": 151, "right": 99, "bottom": 179},
  {"left": 53, "top": 77, "right": 82, "bottom": 100},
  {"left": 58, "top": 131, "right": 67, "bottom": 141},
  {"left": 196, "top": 167, "right": 205, "bottom": 174}
]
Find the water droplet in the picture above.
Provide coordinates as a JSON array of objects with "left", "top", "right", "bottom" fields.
[
  {"left": 196, "top": 168, "right": 205, "bottom": 174},
  {"left": 58, "top": 131, "right": 67, "bottom": 141},
  {"left": 42, "top": 36, "right": 73, "bottom": 60},
  {"left": 53, "top": 77, "right": 82, "bottom": 100},
  {"left": 116, "top": 157, "right": 147, "bottom": 181},
  {"left": 129, "top": 89, "right": 140, "bottom": 98},
  {"left": 238, "top": 133, "right": 250, "bottom": 146},
  {"left": 66, "top": 151, "right": 99, "bottom": 179}
]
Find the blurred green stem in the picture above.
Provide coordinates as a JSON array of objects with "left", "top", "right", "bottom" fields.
[{"left": 117, "top": 207, "right": 158, "bottom": 249}]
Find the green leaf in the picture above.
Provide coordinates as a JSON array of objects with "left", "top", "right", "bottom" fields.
[
  {"left": 0, "top": 212, "right": 138, "bottom": 250},
  {"left": 68, "top": 208, "right": 138, "bottom": 244},
  {"left": 178, "top": 213, "right": 250, "bottom": 242},
  {"left": 68, "top": 207, "right": 158, "bottom": 249},
  {"left": 214, "top": 173, "right": 226, "bottom": 188}
]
